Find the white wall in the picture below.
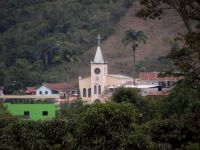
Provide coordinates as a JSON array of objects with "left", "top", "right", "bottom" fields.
[
  {"left": 140, "top": 80, "right": 159, "bottom": 85},
  {"left": 36, "top": 86, "right": 52, "bottom": 95}
]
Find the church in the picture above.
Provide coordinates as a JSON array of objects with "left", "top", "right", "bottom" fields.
[{"left": 79, "top": 35, "right": 133, "bottom": 103}]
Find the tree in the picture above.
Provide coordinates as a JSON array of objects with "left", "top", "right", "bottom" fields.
[
  {"left": 160, "top": 78, "right": 200, "bottom": 118},
  {"left": 138, "top": 0, "right": 200, "bottom": 33},
  {"left": 0, "top": 103, "right": 16, "bottom": 129},
  {"left": 169, "top": 32, "right": 200, "bottom": 87},
  {"left": 111, "top": 87, "right": 142, "bottom": 104},
  {"left": 76, "top": 102, "right": 137, "bottom": 149},
  {"left": 111, "top": 87, "right": 156, "bottom": 122},
  {"left": 122, "top": 29, "right": 147, "bottom": 84}
]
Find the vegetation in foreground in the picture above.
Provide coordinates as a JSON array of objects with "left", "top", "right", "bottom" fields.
[{"left": 1, "top": 83, "right": 200, "bottom": 150}]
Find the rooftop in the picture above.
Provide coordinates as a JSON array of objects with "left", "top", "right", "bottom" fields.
[
  {"left": 92, "top": 46, "right": 107, "bottom": 64},
  {"left": 42, "top": 83, "right": 73, "bottom": 91},
  {"left": 139, "top": 72, "right": 181, "bottom": 81},
  {"left": 108, "top": 74, "right": 132, "bottom": 79}
]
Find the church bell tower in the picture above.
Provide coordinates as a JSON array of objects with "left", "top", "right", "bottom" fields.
[{"left": 90, "top": 34, "right": 108, "bottom": 101}]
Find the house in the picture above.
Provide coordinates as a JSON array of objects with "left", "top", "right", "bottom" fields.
[
  {"left": 79, "top": 35, "right": 133, "bottom": 102},
  {"left": 139, "top": 72, "right": 180, "bottom": 87},
  {"left": 36, "top": 83, "right": 73, "bottom": 96},
  {"left": 138, "top": 72, "right": 181, "bottom": 96}
]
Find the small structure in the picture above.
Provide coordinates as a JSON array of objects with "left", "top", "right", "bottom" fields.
[{"left": 4, "top": 103, "right": 56, "bottom": 121}]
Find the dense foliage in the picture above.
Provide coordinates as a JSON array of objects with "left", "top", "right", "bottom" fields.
[
  {"left": 0, "top": 102, "right": 154, "bottom": 150},
  {"left": 0, "top": 102, "right": 17, "bottom": 128},
  {"left": 0, "top": 0, "right": 134, "bottom": 93}
]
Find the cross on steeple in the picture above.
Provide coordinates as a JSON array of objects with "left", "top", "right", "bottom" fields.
[{"left": 96, "top": 34, "right": 102, "bottom": 46}]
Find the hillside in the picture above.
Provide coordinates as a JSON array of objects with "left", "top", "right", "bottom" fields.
[
  {"left": 0, "top": 0, "right": 187, "bottom": 90},
  {"left": 0, "top": 0, "right": 134, "bottom": 91},
  {"left": 77, "top": 1, "right": 186, "bottom": 79}
]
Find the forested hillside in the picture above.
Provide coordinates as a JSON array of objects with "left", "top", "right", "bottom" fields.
[{"left": 0, "top": 0, "right": 134, "bottom": 93}]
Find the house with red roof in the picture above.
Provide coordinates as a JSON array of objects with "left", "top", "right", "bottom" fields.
[
  {"left": 139, "top": 72, "right": 181, "bottom": 87},
  {"left": 138, "top": 72, "right": 181, "bottom": 96},
  {"left": 36, "top": 83, "right": 73, "bottom": 96}
]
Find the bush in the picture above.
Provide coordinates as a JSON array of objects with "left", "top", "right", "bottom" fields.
[
  {"left": 181, "top": 143, "right": 200, "bottom": 150},
  {"left": 111, "top": 88, "right": 155, "bottom": 122},
  {"left": 111, "top": 87, "right": 142, "bottom": 104}
]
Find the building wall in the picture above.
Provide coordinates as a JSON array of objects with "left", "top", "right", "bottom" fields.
[
  {"left": 4, "top": 103, "right": 56, "bottom": 120},
  {"left": 90, "top": 63, "right": 108, "bottom": 102},
  {"left": 79, "top": 77, "right": 91, "bottom": 101},
  {"left": 107, "top": 76, "right": 131, "bottom": 86},
  {"left": 36, "top": 86, "right": 52, "bottom": 95},
  {"left": 140, "top": 80, "right": 159, "bottom": 85}
]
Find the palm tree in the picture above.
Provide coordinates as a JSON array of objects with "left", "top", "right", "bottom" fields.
[{"left": 122, "top": 29, "right": 147, "bottom": 84}]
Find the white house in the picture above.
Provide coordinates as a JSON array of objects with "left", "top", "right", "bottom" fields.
[{"left": 36, "top": 83, "right": 71, "bottom": 96}]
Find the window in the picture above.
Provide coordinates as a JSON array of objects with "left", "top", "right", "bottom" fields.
[
  {"left": 98, "top": 85, "right": 101, "bottom": 94},
  {"left": 88, "top": 88, "right": 91, "bottom": 97},
  {"left": 83, "top": 88, "right": 87, "bottom": 97},
  {"left": 24, "top": 111, "right": 29, "bottom": 116},
  {"left": 158, "top": 86, "right": 162, "bottom": 91},
  {"left": 42, "top": 111, "right": 48, "bottom": 116},
  {"left": 45, "top": 91, "right": 48, "bottom": 94},
  {"left": 39, "top": 91, "right": 42, "bottom": 94},
  {"left": 94, "top": 86, "right": 97, "bottom": 94},
  {"left": 52, "top": 90, "right": 58, "bottom": 94},
  {"left": 159, "top": 81, "right": 166, "bottom": 87}
]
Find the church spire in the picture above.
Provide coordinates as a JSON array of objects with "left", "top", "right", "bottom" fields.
[{"left": 92, "top": 34, "right": 107, "bottom": 64}]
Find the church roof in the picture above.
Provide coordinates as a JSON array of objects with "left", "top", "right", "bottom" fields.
[
  {"left": 108, "top": 74, "right": 132, "bottom": 79},
  {"left": 92, "top": 46, "right": 106, "bottom": 64}
]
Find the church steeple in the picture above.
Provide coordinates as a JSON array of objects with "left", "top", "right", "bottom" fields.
[{"left": 92, "top": 34, "right": 107, "bottom": 64}]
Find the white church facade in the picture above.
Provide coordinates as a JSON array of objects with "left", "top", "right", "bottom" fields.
[{"left": 79, "top": 35, "right": 133, "bottom": 102}]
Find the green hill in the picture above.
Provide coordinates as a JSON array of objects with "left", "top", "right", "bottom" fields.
[
  {"left": 50, "top": 1, "right": 186, "bottom": 85},
  {"left": 0, "top": 0, "right": 186, "bottom": 93},
  {"left": 0, "top": 0, "right": 134, "bottom": 92}
]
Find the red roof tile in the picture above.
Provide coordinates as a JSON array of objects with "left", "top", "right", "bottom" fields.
[
  {"left": 43, "top": 83, "right": 73, "bottom": 91},
  {"left": 139, "top": 72, "right": 181, "bottom": 81},
  {"left": 139, "top": 72, "right": 158, "bottom": 80}
]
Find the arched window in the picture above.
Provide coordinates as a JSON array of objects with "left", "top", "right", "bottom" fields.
[
  {"left": 39, "top": 91, "right": 42, "bottom": 94},
  {"left": 88, "top": 88, "right": 91, "bottom": 97},
  {"left": 98, "top": 85, "right": 101, "bottom": 94},
  {"left": 94, "top": 86, "right": 97, "bottom": 94},
  {"left": 83, "top": 88, "right": 87, "bottom": 97},
  {"left": 45, "top": 91, "right": 48, "bottom": 94}
]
